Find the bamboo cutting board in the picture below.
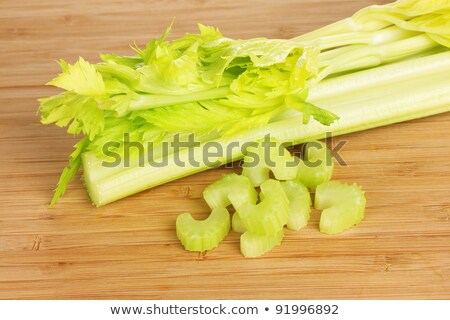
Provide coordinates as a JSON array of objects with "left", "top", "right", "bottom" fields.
[{"left": 0, "top": 0, "right": 449, "bottom": 299}]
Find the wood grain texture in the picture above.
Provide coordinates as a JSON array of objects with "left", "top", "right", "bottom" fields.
[{"left": 0, "top": 0, "right": 449, "bottom": 300}]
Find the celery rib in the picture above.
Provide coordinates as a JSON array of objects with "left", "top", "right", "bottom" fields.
[
  {"left": 317, "top": 34, "right": 438, "bottom": 81},
  {"left": 130, "top": 87, "right": 232, "bottom": 110},
  {"left": 302, "top": 26, "right": 418, "bottom": 51},
  {"left": 310, "top": 51, "right": 450, "bottom": 103}
]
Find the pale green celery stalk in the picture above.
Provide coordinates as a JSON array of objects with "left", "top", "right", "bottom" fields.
[
  {"left": 293, "top": 1, "right": 450, "bottom": 43},
  {"left": 302, "top": 30, "right": 437, "bottom": 85},
  {"left": 293, "top": 18, "right": 374, "bottom": 41},
  {"left": 317, "top": 34, "right": 438, "bottom": 81},
  {"left": 316, "top": 27, "right": 425, "bottom": 70},
  {"left": 83, "top": 52, "right": 450, "bottom": 206},
  {"left": 301, "top": 26, "right": 417, "bottom": 51},
  {"left": 309, "top": 50, "right": 450, "bottom": 104},
  {"left": 85, "top": 131, "right": 220, "bottom": 183},
  {"left": 130, "top": 87, "right": 232, "bottom": 109},
  {"left": 291, "top": 3, "right": 408, "bottom": 43},
  {"left": 320, "top": 45, "right": 447, "bottom": 76},
  {"left": 319, "top": 44, "right": 365, "bottom": 63}
]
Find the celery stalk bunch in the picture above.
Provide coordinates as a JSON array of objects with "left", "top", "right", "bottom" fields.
[{"left": 38, "top": 0, "right": 450, "bottom": 206}]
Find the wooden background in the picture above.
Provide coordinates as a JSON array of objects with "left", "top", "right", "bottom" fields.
[{"left": 0, "top": 0, "right": 449, "bottom": 299}]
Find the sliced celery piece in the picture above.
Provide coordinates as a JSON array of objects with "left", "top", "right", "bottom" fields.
[
  {"left": 203, "top": 173, "right": 257, "bottom": 210},
  {"left": 231, "top": 212, "right": 246, "bottom": 233},
  {"left": 238, "top": 179, "right": 289, "bottom": 235},
  {"left": 297, "top": 140, "right": 333, "bottom": 189},
  {"left": 176, "top": 207, "right": 231, "bottom": 251},
  {"left": 242, "top": 138, "right": 299, "bottom": 187},
  {"left": 315, "top": 181, "right": 366, "bottom": 235},
  {"left": 281, "top": 180, "right": 312, "bottom": 231},
  {"left": 240, "top": 230, "right": 284, "bottom": 258}
]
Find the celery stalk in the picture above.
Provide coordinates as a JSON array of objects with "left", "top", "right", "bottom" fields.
[
  {"left": 309, "top": 51, "right": 450, "bottom": 103},
  {"left": 312, "top": 26, "right": 418, "bottom": 50},
  {"left": 130, "top": 87, "right": 232, "bottom": 110},
  {"left": 316, "top": 34, "right": 438, "bottom": 81}
]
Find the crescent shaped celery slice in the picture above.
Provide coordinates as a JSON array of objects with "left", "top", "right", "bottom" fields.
[
  {"left": 203, "top": 173, "right": 257, "bottom": 210},
  {"left": 238, "top": 179, "right": 289, "bottom": 235},
  {"left": 315, "top": 181, "right": 366, "bottom": 235},
  {"left": 242, "top": 139, "right": 299, "bottom": 187},
  {"left": 281, "top": 180, "right": 312, "bottom": 231},
  {"left": 176, "top": 207, "right": 231, "bottom": 251},
  {"left": 240, "top": 230, "right": 284, "bottom": 258},
  {"left": 297, "top": 140, "right": 333, "bottom": 189}
]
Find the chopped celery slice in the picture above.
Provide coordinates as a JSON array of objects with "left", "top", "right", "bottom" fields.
[
  {"left": 231, "top": 212, "right": 246, "bottom": 233},
  {"left": 176, "top": 207, "right": 231, "bottom": 251},
  {"left": 315, "top": 181, "right": 366, "bottom": 235},
  {"left": 203, "top": 173, "right": 257, "bottom": 210},
  {"left": 297, "top": 140, "right": 333, "bottom": 189},
  {"left": 240, "top": 230, "right": 284, "bottom": 258},
  {"left": 242, "top": 138, "right": 299, "bottom": 187},
  {"left": 281, "top": 180, "right": 312, "bottom": 231},
  {"left": 238, "top": 179, "right": 289, "bottom": 235}
]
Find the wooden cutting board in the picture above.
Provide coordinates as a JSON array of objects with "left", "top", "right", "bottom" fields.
[{"left": 0, "top": 0, "right": 449, "bottom": 299}]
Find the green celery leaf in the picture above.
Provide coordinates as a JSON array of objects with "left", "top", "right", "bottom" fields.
[
  {"left": 39, "top": 92, "right": 105, "bottom": 140},
  {"left": 47, "top": 57, "right": 106, "bottom": 97},
  {"left": 50, "top": 136, "right": 90, "bottom": 206}
]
